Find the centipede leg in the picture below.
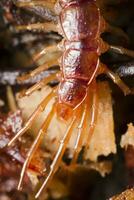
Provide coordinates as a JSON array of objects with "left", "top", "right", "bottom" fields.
[
  {"left": 15, "top": 1, "right": 55, "bottom": 12},
  {"left": 35, "top": 115, "right": 78, "bottom": 199},
  {"left": 18, "top": 59, "right": 59, "bottom": 82},
  {"left": 110, "top": 45, "right": 134, "bottom": 58},
  {"left": 70, "top": 99, "right": 89, "bottom": 165},
  {"left": 100, "top": 63, "right": 131, "bottom": 95},
  {"left": 7, "top": 89, "right": 56, "bottom": 147},
  {"left": 32, "top": 45, "right": 60, "bottom": 63},
  {"left": 106, "top": 69, "right": 131, "bottom": 95},
  {"left": 84, "top": 81, "right": 99, "bottom": 152},
  {"left": 15, "top": 22, "right": 58, "bottom": 32},
  {"left": 18, "top": 102, "right": 56, "bottom": 190},
  {"left": 18, "top": 72, "right": 58, "bottom": 98}
]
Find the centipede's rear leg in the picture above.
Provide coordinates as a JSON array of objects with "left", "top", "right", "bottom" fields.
[
  {"left": 35, "top": 111, "right": 80, "bottom": 199},
  {"left": 70, "top": 101, "right": 89, "bottom": 165},
  {"left": 70, "top": 81, "right": 99, "bottom": 165},
  {"left": 84, "top": 83, "right": 99, "bottom": 151},
  {"left": 7, "top": 88, "right": 56, "bottom": 147},
  {"left": 18, "top": 101, "right": 56, "bottom": 190}
]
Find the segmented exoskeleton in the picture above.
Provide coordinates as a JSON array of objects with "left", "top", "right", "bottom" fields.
[{"left": 6, "top": 0, "right": 134, "bottom": 198}]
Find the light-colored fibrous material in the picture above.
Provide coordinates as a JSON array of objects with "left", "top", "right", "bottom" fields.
[
  {"left": 17, "top": 81, "right": 116, "bottom": 163},
  {"left": 109, "top": 188, "right": 134, "bottom": 200},
  {"left": 120, "top": 123, "right": 134, "bottom": 148}
]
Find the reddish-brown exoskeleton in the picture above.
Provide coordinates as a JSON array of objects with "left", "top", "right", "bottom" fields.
[{"left": 6, "top": 0, "right": 134, "bottom": 198}]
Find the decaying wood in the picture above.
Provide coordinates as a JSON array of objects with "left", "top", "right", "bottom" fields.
[
  {"left": 120, "top": 124, "right": 134, "bottom": 187},
  {"left": 109, "top": 188, "right": 134, "bottom": 200},
  {"left": 120, "top": 123, "right": 134, "bottom": 148}
]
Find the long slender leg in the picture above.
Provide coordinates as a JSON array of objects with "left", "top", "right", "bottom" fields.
[
  {"left": 18, "top": 59, "right": 59, "bottom": 82},
  {"left": 18, "top": 102, "right": 56, "bottom": 190},
  {"left": 100, "top": 63, "right": 131, "bottom": 95},
  {"left": 15, "top": 1, "right": 55, "bottom": 12},
  {"left": 84, "top": 82, "right": 99, "bottom": 152},
  {"left": 32, "top": 45, "right": 60, "bottom": 63},
  {"left": 35, "top": 115, "right": 78, "bottom": 199},
  {"left": 7, "top": 89, "right": 56, "bottom": 147},
  {"left": 110, "top": 45, "right": 134, "bottom": 58},
  {"left": 70, "top": 99, "right": 89, "bottom": 165},
  {"left": 18, "top": 72, "right": 58, "bottom": 98},
  {"left": 106, "top": 69, "right": 131, "bottom": 95},
  {"left": 15, "top": 22, "right": 58, "bottom": 32}
]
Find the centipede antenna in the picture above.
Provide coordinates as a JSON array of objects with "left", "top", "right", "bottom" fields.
[
  {"left": 15, "top": 1, "right": 55, "bottom": 12},
  {"left": 71, "top": 100, "right": 89, "bottom": 165},
  {"left": 15, "top": 22, "right": 58, "bottom": 32},
  {"left": 17, "top": 60, "right": 59, "bottom": 82},
  {"left": 105, "top": 23, "right": 129, "bottom": 42},
  {"left": 18, "top": 102, "right": 56, "bottom": 190},
  {"left": 33, "top": 45, "right": 60, "bottom": 63},
  {"left": 110, "top": 45, "right": 134, "bottom": 58},
  {"left": 7, "top": 89, "right": 55, "bottom": 147},
  {"left": 18, "top": 72, "right": 58, "bottom": 98},
  {"left": 84, "top": 82, "right": 99, "bottom": 152},
  {"left": 106, "top": 69, "right": 131, "bottom": 95},
  {"left": 35, "top": 116, "right": 78, "bottom": 199}
]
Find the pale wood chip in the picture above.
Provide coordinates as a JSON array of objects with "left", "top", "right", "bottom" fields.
[
  {"left": 109, "top": 188, "right": 134, "bottom": 200},
  {"left": 120, "top": 123, "right": 134, "bottom": 148}
]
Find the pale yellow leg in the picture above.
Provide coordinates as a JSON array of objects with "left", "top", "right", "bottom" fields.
[
  {"left": 100, "top": 63, "right": 131, "bottom": 95},
  {"left": 15, "top": 1, "right": 55, "bottom": 13},
  {"left": 110, "top": 45, "right": 134, "bottom": 58},
  {"left": 18, "top": 72, "right": 58, "bottom": 98},
  {"left": 15, "top": 22, "right": 58, "bottom": 32},
  {"left": 17, "top": 102, "right": 56, "bottom": 190},
  {"left": 17, "top": 59, "right": 59, "bottom": 82},
  {"left": 106, "top": 69, "right": 131, "bottom": 95},
  {"left": 70, "top": 99, "right": 89, "bottom": 165},
  {"left": 84, "top": 82, "right": 99, "bottom": 152},
  {"left": 7, "top": 89, "right": 56, "bottom": 147},
  {"left": 32, "top": 45, "right": 59, "bottom": 63},
  {"left": 35, "top": 115, "right": 78, "bottom": 198}
]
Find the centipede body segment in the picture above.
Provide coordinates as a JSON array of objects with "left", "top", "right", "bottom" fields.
[{"left": 6, "top": 0, "right": 134, "bottom": 198}]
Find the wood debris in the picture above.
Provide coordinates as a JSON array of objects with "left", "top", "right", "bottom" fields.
[
  {"left": 109, "top": 188, "right": 134, "bottom": 200},
  {"left": 120, "top": 123, "right": 134, "bottom": 148}
]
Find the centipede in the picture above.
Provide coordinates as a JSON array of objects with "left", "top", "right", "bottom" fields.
[{"left": 4, "top": 0, "right": 134, "bottom": 198}]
